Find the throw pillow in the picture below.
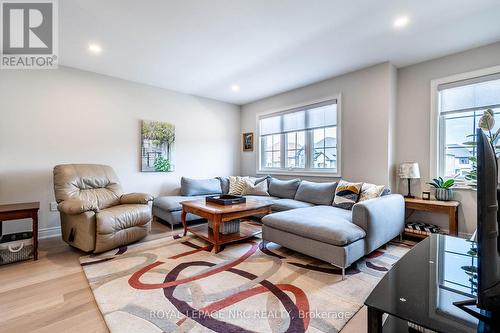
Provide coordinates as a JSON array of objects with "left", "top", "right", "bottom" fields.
[
  {"left": 332, "top": 180, "right": 363, "bottom": 210},
  {"left": 253, "top": 175, "right": 271, "bottom": 185},
  {"left": 359, "top": 183, "right": 385, "bottom": 202},
  {"left": 180, "top": 177, "right": 222, "bottom": 196},
  {"left": 241, "top": 178, "right": 269, "bottom": 196},
  {"left": 217, "top": 176, "right": 230, "bottom": 194},
  {"left": 294, "top": 181, "right": 337, "bottom": 205},
  {"left": 228, "top": 176, "right": 248, "bottom": 195},
  {"left": 268, "top": 178, "right": 301, "bottom": 199}
]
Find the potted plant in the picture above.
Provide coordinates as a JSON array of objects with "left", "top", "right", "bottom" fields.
[
  {"left": 428, "top": 177, "right": 455, "bottom": 201},
  {"left": 463, "top": 109, "right": 500, "bottom": 186}
]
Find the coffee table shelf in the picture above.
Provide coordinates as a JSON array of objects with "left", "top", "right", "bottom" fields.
[{"left": 188, "top": 221, "right": 262, "bottom": 246}]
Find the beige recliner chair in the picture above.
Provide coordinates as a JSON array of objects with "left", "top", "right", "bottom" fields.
[{"left": 53, "top": 164, "right": 153, "bottom": 253}]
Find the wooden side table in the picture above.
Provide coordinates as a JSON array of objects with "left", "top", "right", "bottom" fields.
[
  {"left": 404, "top": 198, "right": 459, "bottom": 236},
  {"left": 0, "top": 202, "right": 40, "bottom": 260}
]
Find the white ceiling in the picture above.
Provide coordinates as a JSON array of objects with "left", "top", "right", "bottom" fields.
[{"left": 59, "top": 0, "right": 500, "bottom": 105}]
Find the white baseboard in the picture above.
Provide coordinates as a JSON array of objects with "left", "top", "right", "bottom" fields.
[{"left": 39, "top": 226, "right": 61, "bottom": 239}]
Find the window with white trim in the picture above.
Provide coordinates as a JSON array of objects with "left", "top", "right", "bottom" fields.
[
  {"left": 437, "top": 73, "right": 500, "bottom": 180},
  {"left": 258, "top": 99, "right": 340, "bottom": 175}
]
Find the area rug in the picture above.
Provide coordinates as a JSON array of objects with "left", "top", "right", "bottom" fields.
[{"left": 80, "top": 231, "right": 411, "bottom": 333}]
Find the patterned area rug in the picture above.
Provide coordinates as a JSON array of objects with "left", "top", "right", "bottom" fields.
[{"left": 80, "top": 232, "right": 411, "bottom": 333}]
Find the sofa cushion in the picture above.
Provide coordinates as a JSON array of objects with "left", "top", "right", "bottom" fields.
[
  {"left": 217, "top": 176, "right": 230, "bottom": 194},
  {"left": 244, "top": 195, "right": 279, "bottom": 204},
  {"left": 381, "top": 186, "right": 391, "bottom": 196},
  {"left": 228, "top": 176, "right": 249, "bottom": 195},
  {"left": 272, "top": 199, "right": 315, "bottom": 212},
  {"left": 153, "top": 195, "right": 206, "bottom": 212},
  {"left": 333, "top": 180, "right": 363, "bottom": 210},
  {"left": 359, "top": 183, "right": 385, "bottom": 202},
  {"left": 180, "top": 177, "right": 222, "bottom": 196},
  {"left": 294, "top": 181, "right": 337, "bottom": 205},
  {"left": 268, "top": 178, "right": 301, "bottom": 199},
  {"left": 242, "top": 178, "right": 269, "bottom": 196},
  {"left": 262, "top": 206, "right": 364, "bottom": 246},
  {"left": 252, "top": 175, "right": 271, "bottom": 185}
]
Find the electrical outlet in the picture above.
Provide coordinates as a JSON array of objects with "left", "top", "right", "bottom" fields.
[{"left": 49, "top": 202, "right": 58, "bottom": 212}]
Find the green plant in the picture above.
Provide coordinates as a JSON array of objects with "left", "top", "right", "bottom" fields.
[
  {"left": 153, "top": 156, "right": 170, "bottom": 172},
  {"left": 462, "top": 109, "right": 500, "bottom": 184},
  {"left": 142, "top": 121, "right": 175, "bottom": 157},
  {"left": 428, "top": 177, "right": 455, "bottom": 189}
]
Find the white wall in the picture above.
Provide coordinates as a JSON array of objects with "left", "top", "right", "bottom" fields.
[
  {"left": 0, "top": 66, "right": 240, "bottom": 236},
  {"left": 396, "top": 41, "right": 500, "bottom": 236},
  {"left": 240, "top": 62, "right": 397, "bottom": 186}
]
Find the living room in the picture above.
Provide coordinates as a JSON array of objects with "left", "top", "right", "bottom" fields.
[{"left": 1, "top": 1, "right": 500, "bottom": 332}]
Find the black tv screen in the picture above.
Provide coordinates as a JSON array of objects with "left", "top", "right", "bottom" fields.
[{"left": 476, "top": 128, "right": 500, "bottom": 310}]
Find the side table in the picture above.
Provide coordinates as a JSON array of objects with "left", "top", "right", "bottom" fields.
[
  {"left": 404, "top": 198, "right": 460, "bottom": 236},
  {"left": 0, "top": 202, "right": 40, "bottom": 261}
]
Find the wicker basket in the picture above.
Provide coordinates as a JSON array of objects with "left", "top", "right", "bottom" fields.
[
  {"left": 208, "top": 219, "right": 240, "bottom": 235},
  {"left": 0, "top": 238, "right": 34, "bottom": 265}
]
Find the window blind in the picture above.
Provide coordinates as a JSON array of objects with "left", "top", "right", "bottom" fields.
[
  {"left": 259, "top": 100, "right": 337, "bottom": 136},
  {"left": 438, "top": 73, "right": 500, "bottom": 114}
]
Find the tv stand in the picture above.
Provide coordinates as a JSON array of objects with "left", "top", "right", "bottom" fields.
[
  {"left": 453, "top": 299, "right": 499, "bottom": 331},
  {"left": 365, "top": 234, "right": 498, "bottom": 333}
]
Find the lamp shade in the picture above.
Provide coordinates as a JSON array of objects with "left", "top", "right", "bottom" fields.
[{"left": 399, "top": 162, "right": 420, "bottom": 179}]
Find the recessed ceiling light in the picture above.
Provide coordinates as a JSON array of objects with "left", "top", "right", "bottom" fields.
[
  {"left": 88, "top": 43, "right": 102, "bottom": 54},
  {"left": 231, "top": 84, "right": 240, "bottom": 92},
  {"left": 393, "top": 16, "right": 409, "bottom": 29}
]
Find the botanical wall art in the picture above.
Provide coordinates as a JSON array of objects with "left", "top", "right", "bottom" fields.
[{"left": 141, "top": 120, "right": 175, "bottom": 172}]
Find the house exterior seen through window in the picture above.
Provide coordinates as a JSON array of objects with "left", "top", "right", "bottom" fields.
[
  {"left": 258, "top": 99, "right": 340, "bottom": 175},
  {"left": 438, "top": 74, "right": 500, "bottom": 180}
]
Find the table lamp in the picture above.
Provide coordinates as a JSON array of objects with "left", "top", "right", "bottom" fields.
[{"left": 399, "top": 162, "right": 420, "bottom": 199}]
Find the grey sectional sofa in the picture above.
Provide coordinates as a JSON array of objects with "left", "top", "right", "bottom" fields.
[{"left": 152, "top": 176, "right": 405, "bottom": 278}]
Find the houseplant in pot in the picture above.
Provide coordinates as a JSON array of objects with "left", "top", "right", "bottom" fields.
[
  {"left": 463, "top": 109, "right": 500, "bottom": 186},
  {"left": 428, "top": 177, "right": 455, "bottom": 201}
]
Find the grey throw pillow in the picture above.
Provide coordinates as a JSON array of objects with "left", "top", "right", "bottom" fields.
[
  {"left": 217, "top": 176, "right": 230, "bottom": 194},
  {"left": 180, "top": 177, "right": 222, "bottom": 196},
  {"left": 294, "top": 181, "right": 337, "bottom": 205},
  {"left": 268, "top": 178, "right": 301, "bottom": 199},
  {"left": 381, "top": 186, "right": 391, "bottom": 196},
  {"left": 254, "top": 175, "right": 271, "bottom": 185}
]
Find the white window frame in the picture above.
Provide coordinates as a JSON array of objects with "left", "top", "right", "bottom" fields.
[
  {"left": 256, "top": 95, "right": 342, "bottom": 177},
  {"left": 430, "top": 65, "right": 500, "bottom": 186}
]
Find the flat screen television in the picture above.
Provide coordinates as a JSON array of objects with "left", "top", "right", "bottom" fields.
[
  {"left": 454, "top": 129, "right": 500, "bottom": 328},
  {"left": 476, "top": 128, "right": 500, "bottom": 311}
]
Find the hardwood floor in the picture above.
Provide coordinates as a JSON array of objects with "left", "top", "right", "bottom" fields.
[{"left": 0, "top": 221, "right": 367, "bottom": 333}]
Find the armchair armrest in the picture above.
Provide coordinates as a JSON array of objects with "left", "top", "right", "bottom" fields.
[
  {"left": 120, "top": 192, "right": 153, "bottom": 205},
  {"left": 58, "top": 199, "right": 99, "bottom": 215},
  {"left": 352, "top": 194, "right": 405, "bottom": 253}
]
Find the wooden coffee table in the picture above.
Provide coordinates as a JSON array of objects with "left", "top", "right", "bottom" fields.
[{"left": 181, "top": 198, "right": 272, "bottom": 253}]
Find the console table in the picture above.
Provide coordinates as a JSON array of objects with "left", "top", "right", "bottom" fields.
[
  {"left": 365, "top": 234, "right": 498, "bottom": 333},
  {"left": 404, "top": 198, "right": 459, "bottom": 236},
  {"left": 0, "top": 202, "right": 40, "bottom": 261}
]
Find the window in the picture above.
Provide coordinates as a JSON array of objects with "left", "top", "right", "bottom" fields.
[
  {"left": 437, "top": 73, "right": 500, "bottom": 180},
  {"left": 262, "top": 134, "right": 281, "bottom": 168},
  {"left": 258, "top": 99, "right": 340, "bottom": 175}
]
